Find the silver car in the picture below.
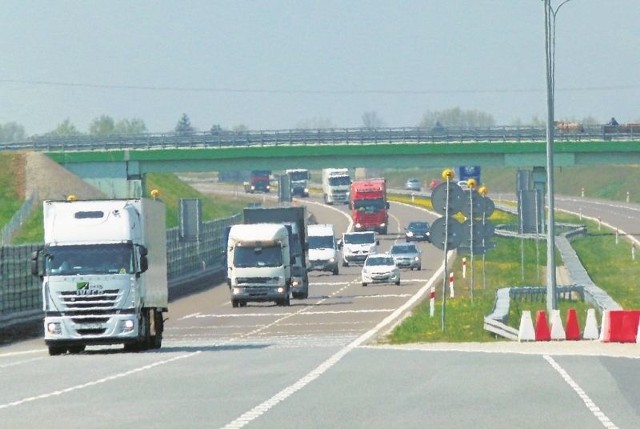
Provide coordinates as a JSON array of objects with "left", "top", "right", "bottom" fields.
[
  {"left": 389, "top": 242, "right": 422, "bottom": 271},
  {"left": 405, "top": 178, "right": 421, "bottom": 192}
]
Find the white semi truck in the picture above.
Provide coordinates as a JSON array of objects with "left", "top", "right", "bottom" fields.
[
  {"left": 322, "top": 168, "right": 351, "bottom": 204},
  {"left": 285, "top": 169, "right": 310, "bottom": 197},
  {"left": 30, "top": 197, "right": 168, "bottom": 355},
  {"left": 226, "top": 223, "right": 292, "bottom": 307}
]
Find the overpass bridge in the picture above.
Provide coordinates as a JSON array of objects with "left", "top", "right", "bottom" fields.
[{"left": 3, "top": 126, "right": 639, "bottom": 197}]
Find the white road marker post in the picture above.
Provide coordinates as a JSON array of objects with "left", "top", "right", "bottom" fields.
[{"left": 449, "top": 272, "right": 454, "bottom": 298}]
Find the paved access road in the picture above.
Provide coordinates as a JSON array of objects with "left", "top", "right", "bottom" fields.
[{"left": 1, "top": 189, "right": 639, "bottom": 429}]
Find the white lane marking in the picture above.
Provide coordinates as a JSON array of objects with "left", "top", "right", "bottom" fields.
[
  {"left": 0, "top": 356, "right": 45, "bottom": 369},
  {"left": 180, "top": 312, "right": 202, "bottom": 320},
  {"left": 0, "top": 349, "right": 45, "bottom": 359},
  {"left": 543, "top": 355, "right": 618, "bottom": 429},
  {"left": 222, "top": 250, "right": 449, "bottom": 429},
  {"left": 0, "top": 351, "right": 200, "bottom": 411},
  {"left": 184, "top": 309, "right": 397, "bottom": 319}
]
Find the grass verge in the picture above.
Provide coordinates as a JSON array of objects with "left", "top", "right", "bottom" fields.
[{"left": 382, "top": 194, "right": 638, "bottom": 343}]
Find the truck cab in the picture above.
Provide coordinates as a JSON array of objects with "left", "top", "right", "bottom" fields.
[
  {"left": 244, "top": 170, "right": 271, "bottom": 193},
  {"left": 227, "top": 223, "right": 292, "bottom": 307}
]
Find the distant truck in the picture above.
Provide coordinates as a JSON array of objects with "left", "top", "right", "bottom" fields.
[
  {"left": 30, "top": 197, "right": 168, "bottom": 355},
  {"left": 285, "top": 169, "right": 310, "bottom": 197},
  {"left": 307, "top": 223, "right": 339, "bottom": 275},
  {"left": 226, "top": 223, "right": 291, "bottom": 307},
  {"left": 322, "top": 168, "right": 351, "bottom": 204},
  {"left": 244, "top": 170, "right": 271, "bottom": 193},
  {"left": 350, "top": 178, "right": 389, "bottom": 234}
]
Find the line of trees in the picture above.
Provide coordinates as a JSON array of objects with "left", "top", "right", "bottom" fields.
[{"left": 1, "top": 109, "right": 635, "bottom": 143}]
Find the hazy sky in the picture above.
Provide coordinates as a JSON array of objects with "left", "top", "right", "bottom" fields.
[{"left": 1, "top": 1, "right": 638, "bottom": 135}]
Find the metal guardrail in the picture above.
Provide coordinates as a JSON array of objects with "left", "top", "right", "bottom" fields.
[
  {"left": 1, "top": 125, "right": 638, "bottom": 152},
  {"left": 1, "top": 193, "right": 37, "bottom": 246}
]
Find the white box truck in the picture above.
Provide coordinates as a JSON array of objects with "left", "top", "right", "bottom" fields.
[
  {"left": 307, "top": 224, "right": 339, "bottom": 275},
  {"left": 226, "top": 223, "right": 292, "bottom": 307},
  {"left": 322, "top": 168, "right": 351, "bottom": 205},
  {"left": 31, "top": 197, "right": 168, "bottom": 355}
]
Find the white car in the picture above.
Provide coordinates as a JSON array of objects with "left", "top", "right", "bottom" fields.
[{"left": 361, "top": 254, "right": 401, "bottom": 286}]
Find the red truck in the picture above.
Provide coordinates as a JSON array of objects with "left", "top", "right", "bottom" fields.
[
  {"left": 244, "top": 170, "right": 271, "bottom": 193},
  {"left": 350, "top": 178, "right": 389, "bottom": 234}
]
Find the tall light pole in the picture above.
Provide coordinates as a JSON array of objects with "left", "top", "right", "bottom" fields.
[{"left": 543, "top": 0, "right": 572, "bottom": 315}]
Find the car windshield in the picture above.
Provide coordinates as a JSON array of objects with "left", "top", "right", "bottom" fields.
[
  {"left": 308, "top": 235, "right": 334, "bottom": 249},
  {"left": 344, "top": 233, "right": 375, "bottom": 244},
  {"left": 391, "top": 245, "right": 417, "bottom": 254},
  {"left": 408, "top": 222, "right": 429, "bottom": 231},
  {"left": 366, "top": 257, "right": 394, "bottom": 266}
]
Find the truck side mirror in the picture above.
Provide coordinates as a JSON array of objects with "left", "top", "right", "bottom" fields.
[
  {"left": 30, "top": 249, "right": 43, "bottom": 277},
  {"left": 139, "top": 255, "right": 149, "bottom": 273},
  {"left": 137, "top": 245, "right": 149, "bottom": 273},
  {"left": 386, "top": 202, "right": 390, "bottom": 209}
]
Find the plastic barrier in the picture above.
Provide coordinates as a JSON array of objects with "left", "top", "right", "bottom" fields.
[
  {"left": 565, "top": 308, "right": 581, "bottom": 341},
  {"left": 600, "top": 310, "right": 640, "bottom": 343},
  {"left": 518, "top": 310, "right": 535, "bottom": 342},
  {"left": 583, "top": 309, "right": 599, "bottom": 340},
  {"left": 535, "top": 310, "right": 551, "bottom": 341},
  {"left": 550, "top": 309, "right": 566, "bottom": 340}
]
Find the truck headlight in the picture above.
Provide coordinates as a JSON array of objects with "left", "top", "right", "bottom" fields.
[
  {"left": 123, "top": 319, "right": 135, "bottom": 333},
  {"left": 47, "top": 322, "right": 61, "bottom": 335}
]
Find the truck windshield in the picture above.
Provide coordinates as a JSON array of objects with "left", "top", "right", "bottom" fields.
[
  {"left": 46, "top": 243, "right": 134, "bottom": 275},
  {"left": 329, "top": 176, "right": 351, "bottom": 186},
  {"left": 353, "top": 199, "right": 385, "bottom": 212},
  {"left": 288, "top": 172, "right": 309, "bottom": 181},
  {"left": 234, "top": 245, "right": 283, "bottom": 268},
  {"left": 308, "top": 235, "right": 334, "bottom": 249},
  {"left": 343, "top": 233, "right": 375, "bottom": 244}
]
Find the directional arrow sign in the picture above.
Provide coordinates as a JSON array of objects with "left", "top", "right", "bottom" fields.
[
  {"left": 430, "top": 217, "right": 464, "bottom": 250},
  {"left": 431, "top": 182, "right": 465, "bottom": 215}
]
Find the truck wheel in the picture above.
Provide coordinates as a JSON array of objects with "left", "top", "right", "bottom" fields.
[
  {"left": 232, "top": 299, "right": 239, "bottom": 308},
  {"left": 417, "top": 265, "right": 422, "bottom": 271},
  {"left": 48, "top": 345, "right": 66, "bottom": 356},
  {"left": 342, "top": 261, "right": 348, "bottom": 267},
  {"left": 151, "top": 310, "right": 164, "bottom": 349},
  {"left": 395, "top": 280, "right": 401, "bottom": 286},
  {"left": 362, "top": 282, "right": 367, "bottom": 287}
]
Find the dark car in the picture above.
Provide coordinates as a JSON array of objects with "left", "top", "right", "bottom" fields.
[{"left": 404, "top": 221, "right": 431, "bottom": 242}]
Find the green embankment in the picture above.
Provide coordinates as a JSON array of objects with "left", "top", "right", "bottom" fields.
[{"left": 9, "top": 172, "right": 257, "bottom": 244}]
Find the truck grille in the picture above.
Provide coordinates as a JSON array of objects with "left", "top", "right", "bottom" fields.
[
  {"left": 58, "top": 290, "right": 121, "bottom": 311},
  {"left": 236, "top": 277, "right": 278, "bottom": 285}
]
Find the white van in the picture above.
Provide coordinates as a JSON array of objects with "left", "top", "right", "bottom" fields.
[
  {"left": 339, "top": 231, "right": 379, "bottom": 267},
  {"left": 307, "top": 224, "right": 339, "bottom": 275}
]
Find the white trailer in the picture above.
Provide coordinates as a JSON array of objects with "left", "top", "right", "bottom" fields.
[
  {"left": 226, "top": 223, "right": 292, "bottom": 307},
  {"left": 31, "top": 198, "right": 168, "bottom": 355},
  {"left": 321, "top": 168, "right": 351, "bottom": 205}
]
